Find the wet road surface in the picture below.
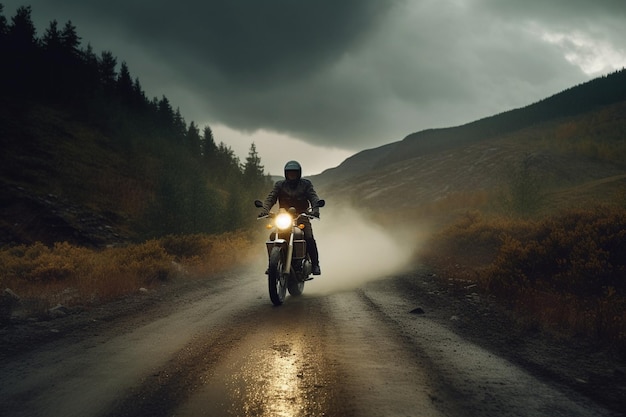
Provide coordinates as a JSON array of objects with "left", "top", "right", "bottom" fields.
[{"left": 0, "top": 271, "right": 618, "bottom": 417}]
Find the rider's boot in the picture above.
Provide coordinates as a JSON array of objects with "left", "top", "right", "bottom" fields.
[{"left": 306, "top": 237, "right": 321, "bottom": 275}]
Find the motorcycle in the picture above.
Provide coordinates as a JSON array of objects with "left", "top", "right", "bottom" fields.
[{"left": 254, "top": 199, "right": 325, "bottom": 306}]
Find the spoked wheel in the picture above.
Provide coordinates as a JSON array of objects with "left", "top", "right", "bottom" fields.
[{"left": 268, "top": 247, "right": 287, "bottom": 305}]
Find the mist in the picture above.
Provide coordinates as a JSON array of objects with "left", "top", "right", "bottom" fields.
[{"left": 307, "top": 205, "right": 424, "bottom": 295}]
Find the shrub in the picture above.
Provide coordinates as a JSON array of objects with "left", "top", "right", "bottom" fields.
[
  {"left": 108, "top": 240, "right": 174, "bottom": 284},
  {"left": 485, "top": 206, "right": 626, "bottom": 297},
  {"left": 0, "top": 231, "right": 257, "bottom": 309},
  {"left": 159, "top": 234, "right": 212, "bottom": 260},
  {"left": 0, "top": 242, "right": 91, "bottom": 283},
  {"left": 420, "top": 205, "right": 626, "bottom": 348}
]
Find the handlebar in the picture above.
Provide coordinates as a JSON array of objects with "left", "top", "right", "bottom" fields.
[
  {"left": 256, "top": 211, "right": 319, "bottom": 220},
  {"left": 254, "top": 199, "right": 325, "bottom": 220}
]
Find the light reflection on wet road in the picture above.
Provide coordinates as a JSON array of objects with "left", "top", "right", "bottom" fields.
[
  {"left": 169, "top": 283, "right": 616, "bottom": 417},
  {"left": 174, "top": 296, "right": 344, "bottom": 417},
  {"left": 172, "top": 288, "right": 451, "bottom": 417},
  {"left": 236, "top": 338, "right": 311, "bottom": 417},
  {"left": 0, "top": 272, "right": 618, "bottom": 417}
]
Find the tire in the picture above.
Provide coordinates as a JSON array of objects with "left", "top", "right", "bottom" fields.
[
  {"left": 287, "top": 278, "right": 305, "bottom": 296},
  {"left": 268, "top": 247, "right": 287, "bottom": 305}
]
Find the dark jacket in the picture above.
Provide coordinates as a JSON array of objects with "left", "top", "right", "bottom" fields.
[{"left": 263, "top": 178, "right": 320, "bottom": 214}]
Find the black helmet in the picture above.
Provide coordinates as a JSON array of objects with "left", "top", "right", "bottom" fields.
[{"left": 284, "top": 160, "right": 302, "bottom": 184}]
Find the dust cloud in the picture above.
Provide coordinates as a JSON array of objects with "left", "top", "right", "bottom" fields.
[{"left": 308, "top": 205, "right": 425, "bottom": 295}]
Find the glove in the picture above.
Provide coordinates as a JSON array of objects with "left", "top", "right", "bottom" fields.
[
  {"left": 258, "top": 211, "right": 269, "bottom": 218},
  {"left": 312, "top": 210, "right": 320, "bottom": 219}
]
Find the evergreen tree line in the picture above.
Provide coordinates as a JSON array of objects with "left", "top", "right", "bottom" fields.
[{"left": 0, "top": 5, "right": 272, "bottom": 237}]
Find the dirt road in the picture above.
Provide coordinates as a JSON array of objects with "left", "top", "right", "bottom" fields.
[{"left": 0, "top": 269, "right": 621, "bottom": 417}]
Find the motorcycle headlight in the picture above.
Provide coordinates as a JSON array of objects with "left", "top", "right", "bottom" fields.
[{"left": 275, "top": 212, "right": 292, "bottom": 230}]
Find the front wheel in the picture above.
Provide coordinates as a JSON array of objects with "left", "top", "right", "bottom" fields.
[{"left": 268, "top": 247, "right": 287, "bottom": 305}]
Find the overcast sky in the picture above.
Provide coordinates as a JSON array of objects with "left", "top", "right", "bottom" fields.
[{"left": 3, "top": 1, "right": 626, "bottom": 175}]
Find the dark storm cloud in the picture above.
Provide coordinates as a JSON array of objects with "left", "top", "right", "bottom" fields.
[
  {"left": 7, "top": 0, "right": 398, "bottom": 146},
  {"left": 3, "top": 0, "right": 625, "bottom": 151},
  {"left": 17, "top": 0, "right": 393, "bottom": 84}
]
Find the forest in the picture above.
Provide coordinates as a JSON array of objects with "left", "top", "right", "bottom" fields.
[{"left": 0, "top": 4, "right": 272, "bottom": 239}]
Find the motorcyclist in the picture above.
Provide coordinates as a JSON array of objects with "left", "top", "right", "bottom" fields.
[{"left": 259, "top": 160, "right": 322, "bottom": 275}]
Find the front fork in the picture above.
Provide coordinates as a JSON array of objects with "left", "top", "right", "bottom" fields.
[
  {"left": 284, "top": 231, "right": 294, "bottom": 275},
  {"left": 266, "top": 230, "right": 295, "bottom": 275}
]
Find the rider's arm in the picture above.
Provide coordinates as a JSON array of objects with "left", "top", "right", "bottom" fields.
[
  {"left": 263, "top": 181, "right": 282, "bottom": 212},
  {"left": 304, "top": 180, "right": 320, "bottom": 214}
]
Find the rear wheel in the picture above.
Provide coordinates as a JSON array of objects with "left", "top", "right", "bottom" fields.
[
  {"left": 288, "top": 259, "right": 305, "bottom": 296},
  {"left": 287, "top": 279, "right": 305, "bottom": 296},
  {"left": 268, "top": 247, "right": 287, "bottom": 305}
]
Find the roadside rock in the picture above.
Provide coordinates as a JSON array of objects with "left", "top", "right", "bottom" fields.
[
  {"left": 0, "top": 289, "right": 21, "bottom": 323},
  {"left": 390, "top": 271, "right": 626, "bottom": 416},
  {"left": 409, "top": 307, "right": 425, "bottom": 314},
  {"left": 48, "top": 304, "right": 70, "bottom": 319}
]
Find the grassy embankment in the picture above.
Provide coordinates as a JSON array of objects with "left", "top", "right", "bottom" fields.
[
  {"left": 0, "top": 232, "right": 259, "bottom": 318},
  {"left": 420, "top": 203, "right": 626, "bottom": 354}
]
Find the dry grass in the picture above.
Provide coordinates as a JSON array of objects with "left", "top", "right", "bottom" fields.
[
  {"left": 0, "top": 232, "right": 258, "bottom": 316},
  {"left": 419, "top": 205, "right": 626, "bottom": 352}
]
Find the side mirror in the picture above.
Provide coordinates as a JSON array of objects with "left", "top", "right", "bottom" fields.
[
  {"left": 254, "top": 200, "right": 264, "bottom": 208},
  {"left": 316, "top": 200, "right": 326, "bottom": 208}
]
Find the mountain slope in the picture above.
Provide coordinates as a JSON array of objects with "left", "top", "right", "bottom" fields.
[
  {"left": 313, "top": 68, "right": 626, "bottom": 192},
  {"left": 0, "top": 101, "right": 147, "bottom": 246},
  {"left": 315, "top": 98, "right": 626, "bottom": 218},
  {"left": 312, "top": 142, "right": 396, "bottom": 188}
]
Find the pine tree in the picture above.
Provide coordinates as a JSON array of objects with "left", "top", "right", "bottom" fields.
[
  {"left": 6, "top": 5, "right": 38, "bottom": 94},
  {"left": 60, "top": 20, "right": 80, "bottom": 56},
  {"left": 77, "top": 43, "right": 100, "bottom": 102},
  {"left": 173, "top": 107, "right": 187, "bottom": 141},
  {"left": 243, "top": 142, "right": 265, "bottom": 185},
  {"left": 8, "top": 5, "right": 37, "bottom": 48},
  {"left": 0, "top": 5, "right": 8, "bottom": 87},
  {"left": 0, "top": 4, "right": 8, "bottom": 37},
  {"left": 98, "top": 50, "right": 117, "bottom": 89},
  {"left": 186, "top": 121, "right": 202, "bottom": 155},
  {"left": 241, "top": 143, "right": 271, "bottom": 225},
  {"left": 201, "top": 126, "right": 217, "bottom": 158},
  {"left": 42, "top": 19, "right": 62, "bottom": 51},
  {"left": 116, "top": 61, "right": 134, "bottom": 101},
  {"left": 157, "top": 95, "right": 174, "bottom": 129},
  {"left": 41, "top": 20, "right": 62, "bottom": 89}
]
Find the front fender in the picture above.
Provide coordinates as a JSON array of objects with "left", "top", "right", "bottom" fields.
[{"left": 265, "top": 239, "right": 288, "bottom": 256}]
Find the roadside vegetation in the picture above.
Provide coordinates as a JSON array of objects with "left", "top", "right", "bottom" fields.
[
  {"left": 416, "top": 107, "right": 626, "bottom": 355},
  {"left": 0, "top": 232, "right": 261, "bottom": 319},
  {"left": 420, "top": 204, "right": 626, "bottom": 355}
]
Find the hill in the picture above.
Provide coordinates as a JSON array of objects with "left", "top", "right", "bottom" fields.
[
  {"left": 313, "top": 69, "right": 626, "bottom": 218},
  {"left": 0, "top": 5, "right": 271, "bottom": 247}
]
